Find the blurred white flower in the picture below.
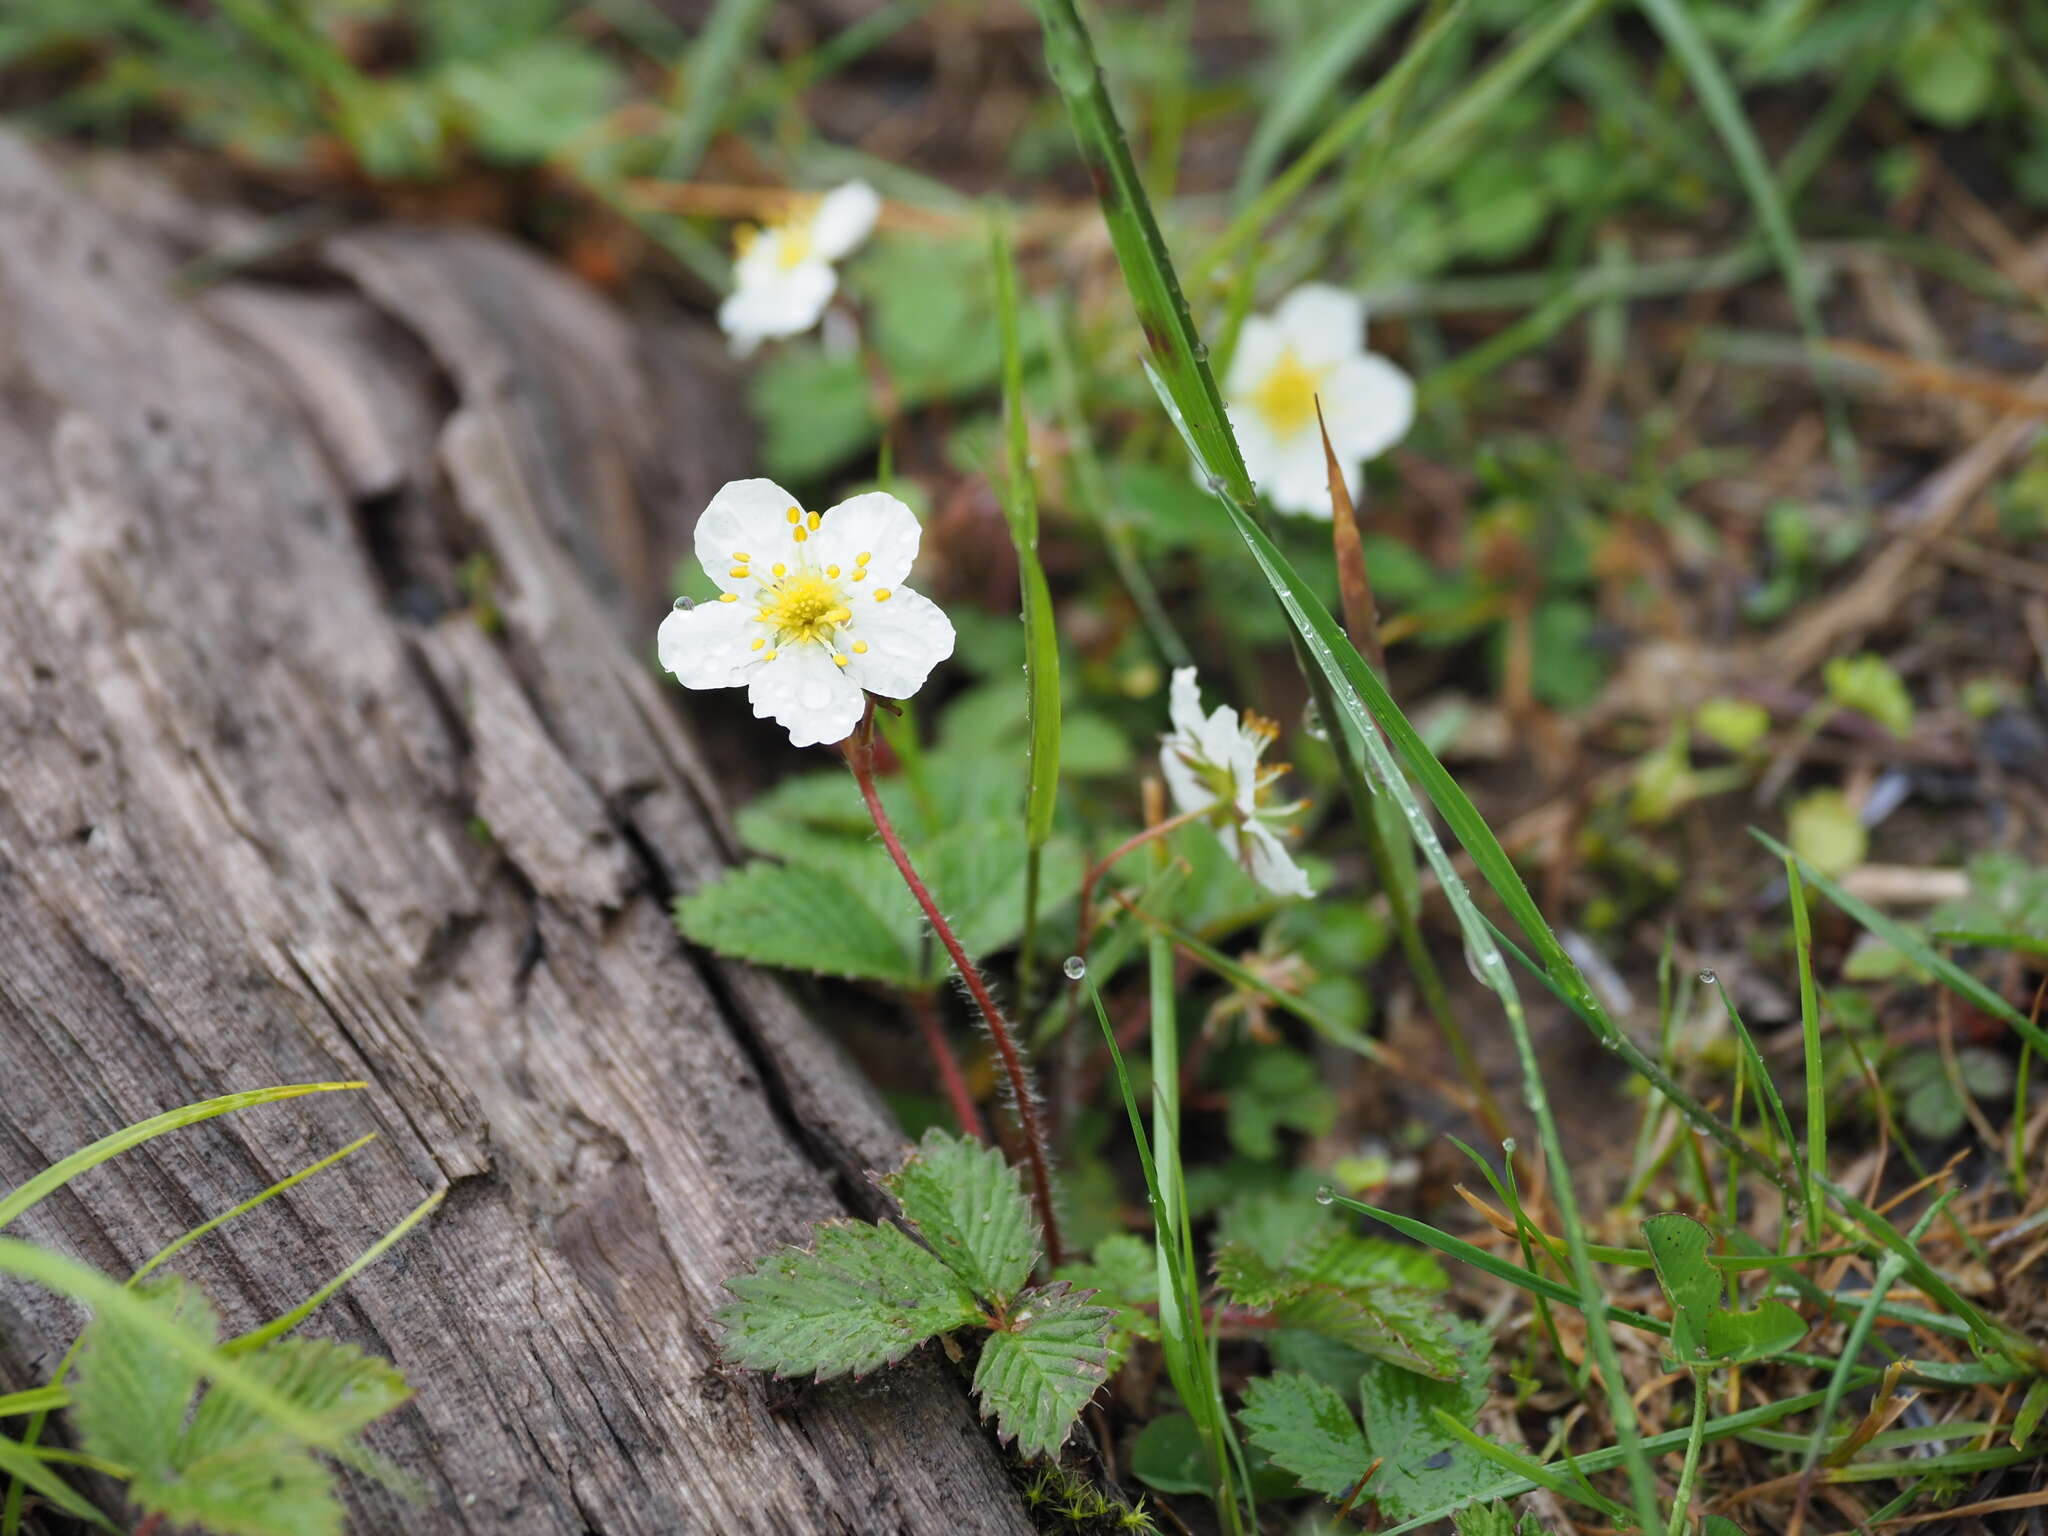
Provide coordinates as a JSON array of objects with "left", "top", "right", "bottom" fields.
[
  {"left": 659, "top": 479, "right": 955, "bottom": 748},
  {"left": 1220, "top": 283, "right": 1414, "bottom": 519},
  {"left": 719, "top": 181, "right": 881, "bottom": 357},
  {"left": 1159, "top": 667, "right": 1313, "bottom": 898}
]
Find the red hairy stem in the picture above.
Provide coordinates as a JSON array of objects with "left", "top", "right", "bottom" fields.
[
  {"left": 910, "top": 989, "right": 989, "bottom": 1144},
  {"left": 843, "top": 723, "right": 1065, "bottom": 1266}
]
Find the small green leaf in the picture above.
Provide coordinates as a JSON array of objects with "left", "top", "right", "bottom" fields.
[
  {"left": 1239, "top": 1372, "right": 1369, "bottom": 1500},
  {"left": 71, "top": 1276, "right": 217, "bottom": 1490},
  {"left": 1129, "top": 1412, "right": 1209, "bottom": 1495},
  {"left": 1787, "top": 789, "right": 1866, "bottom": 878},
  {"left": 1216, "top": 1239, "right": 1463, "bottom": 1379},
  {"left": 719, "top": 1220, "right": 982, "bottom": 1380},
  {"left": 1823, "top": 653, "right": 1914, "bottom": 739},
  {"left": 1701, "top": 1519, "right": 1749, "bottom": 1536},
  {"left": 1056, "top": 1233, "right": 1160, "bottom": 1343},
  {"left": 882, "top": 1129, "right": 1038, "bottom": 1306},
  {"left": 439, "top": 38, "right": 619, "bottom": 163},
  {"left": 1694, "top": 697, "right": 1770, "bottom": 754},
  {"left": 1358, "top": 1319, "right": 1496, "bottom": 1521},
  {"left": 972, "top": 1282, "right": 1115, "bottom": 1459},
  {"left": 1643, "top": 1213, "right": 1805, "bottom": 1367},
  {"left": 675, "top": 862, "right": 921, "bottom": 987},
  {"left": 1224, "top": 1048, "right": 1338, "bottom": 1159},
  {"left": 1454, "top": 1500, "right": 1558, "bottom": 1535}
]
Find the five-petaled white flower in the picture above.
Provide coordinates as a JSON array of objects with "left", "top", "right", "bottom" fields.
[
  {"left": 658, "top": 479, "right": 955, "bottom": 748},
  {"left": 1160, "top": 667, "right": 1314, "bottom": 899},
  {"left": 719, "top": 181, "right": 881, "bottom": 357},
  {"left": 1221, "top": 283, "right": 1414, "bottom": 519}
]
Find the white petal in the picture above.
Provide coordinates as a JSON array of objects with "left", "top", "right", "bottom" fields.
[
  {"left": 811, "top": 491, "right": 922, "bottom": 589},
  {"left": 844, "top": 586, "right": 954, "bottom": 699},
  {"left": 1321, "top": 352, "right": 1415, "bottom": 463},
  {"left": 1222, "top": 316, "right": 1285, "bottom": 401},
  {"left": 1273, "top": 283, "right": 1365, "bottom": 368},
  {"left": 1160, "top": 741, "right": 1215, "bottom": 818},
  {"left": 1167, "top": 667, "right": 1207, "bottom": 740},
  {"left": 809, "top": 181, "right": 881, "bottom": 261},
  {"left": 747, "top": 644, "right": 866, "bottom": 748},
  {"left": 657, "top": 598, "right": 762, "bottom": 690},
  {"left": 1195, "top": 702, "right": 1248, "bottom": 776},
  {"left": 1263, "top": 429, "right": 1345, "bottom": 519},
  {"left": 1243, "top": 821, "right": 1316, "bottom": 898},
  {"left": 695, "top": 478, "right": 804, "bottom": 595},
  {"left": 718, "top": 259, "right": 837, "bottom": 346}
]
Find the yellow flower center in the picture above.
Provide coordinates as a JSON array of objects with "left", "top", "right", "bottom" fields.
[
  {"left": 775, "top": 222, "right": 814, "bottom": 271},
  {"left": 1248, "top": 347, "right": 1322, "bottom": 440},
  {"left": 759, "top": 571, "right": 850, "bottom": 645}
]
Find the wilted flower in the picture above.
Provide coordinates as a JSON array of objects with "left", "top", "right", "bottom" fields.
[
  {"left": 659, "top": 479, "right": 954, "bottom": 748},
  {"left": 1160, "top": 667, "right": 1313, "bottom": 898},
  {"left": 719, "top": 181, "right": 881, "bottom": 356},
  {"left": 1221, "top": 283, "right": 1414, "bottom": 519}
]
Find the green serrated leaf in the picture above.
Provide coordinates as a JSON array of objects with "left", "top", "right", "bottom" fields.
[
  {"left": 719, "top": 1221, "right": 982, "bottom": 1380},
  {"left": 1055, "top": 1233, "right": 1159, "bottom": 1344},
  {"left": 1359, "top": 1319, "right": 1495, "bottom": 1521},
  {"left": 71, "top": 1276, "right": 217, "bottom": 1489},
  {"left": 972, "top": 1282, "right": 1115, "bottom": 1459},
  {"left": 882, "top": 1129, "right": 1038, "bottom": 1306},
  {"left": 1239, "top": 1371, "right": 1369, "bottom": 1500},
  {"left": 1215, "top": 1241, "right": 1462, "bottom": 1378},
  {"left": 675, "top": 862, "right": 921, "bottom": 987}
]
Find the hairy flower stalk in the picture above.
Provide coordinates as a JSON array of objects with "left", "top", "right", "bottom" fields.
[{"left": 843, "top": 714, "right": 1065, "bottom": 1267}]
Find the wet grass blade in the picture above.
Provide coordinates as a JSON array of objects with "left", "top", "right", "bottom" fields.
[
  {"left": 1787, "top": 856, "right": 1826, "bottom": 1242},
  {"left": 0, "top": 1084, "right": 364, "bottom": 1232}
]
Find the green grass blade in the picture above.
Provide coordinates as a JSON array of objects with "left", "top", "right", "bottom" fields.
[
  {"left": 1233, "top": 0, "right": 1419, "bottom": 203},
  {"left": 1706, "top": 976, "right": 1800, "bottom": 1222},
  {"left": 226, "top": 1187, "right": 445, "bottom": 1356},
  {"left": 1754, "top": 830, "right": 2048, "bottom": 1057},
  {"left": 1787, "top": 857, "right": 1826, "bottom": 1242},
  {"left": 0, "top": 1241, "right": 366, "bottom": 1458},
  {"left": 661, "top": 0, "right": 775, "bottom": 179},
  {"left": 1196, "top": 0, "right": 1470, "bottom": 283},
  {"left": 1635, "top": 0, "right": 1861, "bottom": 502},
  {"left": 1432, "top": 1412, "right": 1636, "bottom": 1525},
  {"left": 0, "top": 1434, "right": 112, "bottom": 1532},
  {"left": 0, "top": 1084, "right": 365, "bottom": 1233},
  {"left": 991, "top": 210, "right": 1063, "bottom": 1005}
]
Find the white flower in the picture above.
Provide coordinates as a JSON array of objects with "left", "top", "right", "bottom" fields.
[
  {"left": 719, "top": 181, "right": 881, "bottom": 357},
  {"left": 1159, "top": 667, "right": 1314, "bottom": 899},
  {"left": 1220, "top": 283, "right": 1414, "bottom": 519},
  {"left": 658, "top": 479, "right": 955, "bottom": 748}
]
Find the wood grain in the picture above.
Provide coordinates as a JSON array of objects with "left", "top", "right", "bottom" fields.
[{"left": 0, "top": 133, "right": 1032, "bottom": 1534}]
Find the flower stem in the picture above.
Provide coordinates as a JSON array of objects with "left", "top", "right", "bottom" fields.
[
  {"left": 910, "top": 990, "right": 989, "bottom": 1145},
  {"left": 843, "top": 722, "right": 1065, "bottom": 1266}
]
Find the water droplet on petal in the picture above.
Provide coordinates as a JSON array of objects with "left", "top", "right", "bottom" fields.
[
  {"left": 1314, "top": 1185, "right": 1335, "bottom": 1206},
  {"left": 673, "top": 595, "right": 694, "bottom": 610},
  {"left": 1062, "top": 955, "right": 1087, "bottom": 981}
]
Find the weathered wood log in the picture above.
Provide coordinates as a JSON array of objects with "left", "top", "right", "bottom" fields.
[{"left": 0, "top": 133, "right": 1034, "bottom": 1534}]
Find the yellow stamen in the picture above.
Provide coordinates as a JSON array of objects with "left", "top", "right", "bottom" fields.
[
  {"left": 786, "top": 506, "right": 802, "bottom": 524},
  {"left": 874, "top": 588, "right": 892, "bottom": 602},
  {"left": 750, "top": 638, "right": 765, "bottom": 650},
  {"left": 833, "top": 654, "right": 849, "bottom": 668},
  {"left": 806, "top": 511, "right": 821, "bottom": 530},
  {"left": 758, "top": 572, "right": 847, "bottom": 645},
  {"left": 792, "top": 527, "right": 808, "bottom": 543},
  {"left": 718, "top": 593, "right": 737, "bottom": 603},
  {"left": 764, "top": 649, "right": 777, "bottom": 660},
  {"left": 826, "top": 565, "right": 841, "bottom": 578},
  {"left": 1248, "top": 347, "right": 1322, "bottom": 440},
  {"left": 732, "top": 551, "right": 750, "bottom": 561},
  {"left": 733, "top": 223, "right": 759, "bottom": 257},
  {"left": 852, "top": 569, "right": 867, "bottom": 581},
  {"left": 853, "top": 641, "right": 869, "bottom": 654},
  {"left": 772, "top": 562, "right": 787, "bottom": 577},
  {"left": 730, "top": 566, "right": 750, "bottom": 579},
  {"left": 856, "top": 551, "right": 872, "bottom": 564}
]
